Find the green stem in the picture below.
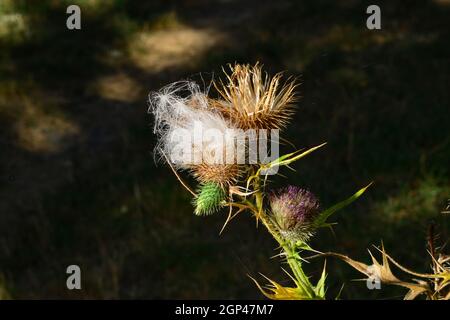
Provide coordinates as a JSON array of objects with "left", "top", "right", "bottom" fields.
[{"left": 284, "top": 244, "right": 318, "bottom": 299}]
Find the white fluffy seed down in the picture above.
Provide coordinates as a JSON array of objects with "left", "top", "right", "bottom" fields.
[{"left": 149, "top": 81, "right": 244, "bottom": 169}]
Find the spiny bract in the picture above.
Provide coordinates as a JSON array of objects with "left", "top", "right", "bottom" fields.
[{"left": 194, "top": 182, "right": 226, "bottom": 216}]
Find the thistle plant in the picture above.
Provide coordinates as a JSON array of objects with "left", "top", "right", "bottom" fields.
[{"left": 149, "top": 63, "right": 371, "bottom": 299}]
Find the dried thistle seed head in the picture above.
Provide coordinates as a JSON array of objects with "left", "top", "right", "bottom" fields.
[
  {"left": 212, "top": 63, "right": 298, "bottom": 130},
  {"left": 191, "top": 163, "right": 241, "bottom": 187},
  {"left": 269, "top": 186, "right": 320, "bottom": 242},
  {"left": 194, "top": 182, "right": 226, "bottom": 216},
  {"left": 149, "top": 80, "right": 243, "bottom": 185}
]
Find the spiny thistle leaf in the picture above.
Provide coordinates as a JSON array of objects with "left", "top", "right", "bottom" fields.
[
  {"left": 313, "top": 182, "right": 372, "bottom": 228},
  {"left": 194, "top": 182, "right": 226, "bottom": 216},
  {"left": 294, "top": 241, "right": 319, "bottom": 253},
  {"left": 246, "top": 143, "right": 327, "bottom": 190},
  {"left": 249, "top": 274, "right": 313, "bottom": 300},
  {"left": 377, "top": 246, "right": 450, "bottom": 299},
  {"left": 314, "top": 261, "right": 327, "bottom": 298},
  {"left": 320, "top": 247, "right": 431, "bottom": 300},
  {"left": 259, "top": 143, "right": 327, "bottom": 175},
  {"left": 275, "top": 143, "right": 327, "bottom": 167}
]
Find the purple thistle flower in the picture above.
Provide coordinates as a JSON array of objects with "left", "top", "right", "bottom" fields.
[{"left": 269, "top": 186, "right": 320, "bottom": 242}]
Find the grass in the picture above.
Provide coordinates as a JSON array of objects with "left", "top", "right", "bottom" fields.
[{"left": 0, "top": 0, "right": 449, "bottom": 299}]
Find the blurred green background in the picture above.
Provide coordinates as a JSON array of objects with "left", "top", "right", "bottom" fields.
[{"left": 0, "top": 0, "right": 449, "bottom": 299}]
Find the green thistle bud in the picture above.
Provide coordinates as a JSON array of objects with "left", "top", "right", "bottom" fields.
[{"left": 194, "top": 182, "right": 226, "bottom": 216}]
